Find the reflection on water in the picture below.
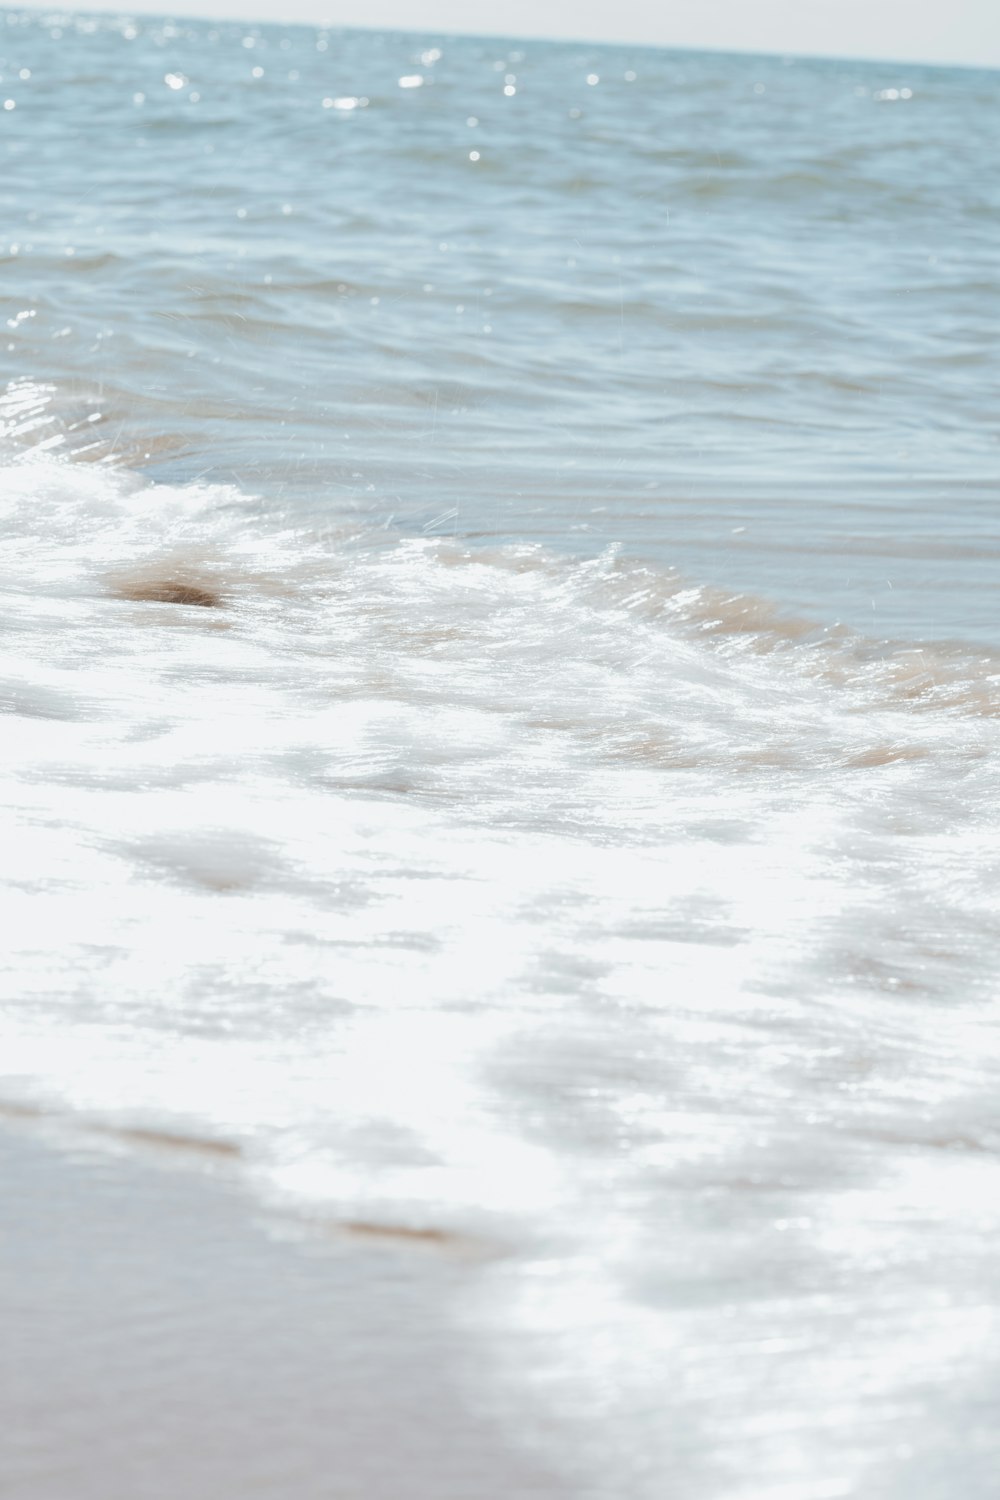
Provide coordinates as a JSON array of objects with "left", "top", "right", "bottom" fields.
[{"left": 1, "top": 15, "right": 998, "bottom": 638}]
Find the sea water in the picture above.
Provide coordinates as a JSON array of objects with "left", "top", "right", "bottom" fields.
[{"left": 1, "top": 12, "right": 1000, "bottom": 1497}]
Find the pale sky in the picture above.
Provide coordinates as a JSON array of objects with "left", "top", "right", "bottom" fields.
[{"left": 16, "top": 0, "right": 1000, "bottom": 69}]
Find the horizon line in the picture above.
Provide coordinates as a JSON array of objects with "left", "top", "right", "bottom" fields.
[{"left": 6, "top": 3, "right": 1000, "bottom": 75}]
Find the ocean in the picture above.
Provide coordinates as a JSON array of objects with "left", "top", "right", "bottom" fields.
[{"left": 2, "top": 10, "right": 1000, "bottom": 1497}]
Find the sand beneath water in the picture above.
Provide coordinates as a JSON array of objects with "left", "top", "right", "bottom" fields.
[{"left": 0, "top": 1123, "right": 564, "bottom": 1500}]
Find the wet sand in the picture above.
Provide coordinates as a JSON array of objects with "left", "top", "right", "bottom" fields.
[{"left": 0, "top": 1123, "right": 564, "bottom": 1500}]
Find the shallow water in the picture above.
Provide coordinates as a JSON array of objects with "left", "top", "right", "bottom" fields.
[
  {"left": 2, "top": 12, "right": 1000, "bottom": 1499},
  {"left": 3, "top": 13, "right": 1000, "bottom": 636}
]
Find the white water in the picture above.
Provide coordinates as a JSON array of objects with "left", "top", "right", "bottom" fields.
[{"left": 4, "top": 412, "right": 1000, "bottom": 1493}]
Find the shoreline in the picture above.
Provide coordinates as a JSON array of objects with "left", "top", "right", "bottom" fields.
[{"left": 0, "top": 1119, "right": 566, "bottom": 1499}]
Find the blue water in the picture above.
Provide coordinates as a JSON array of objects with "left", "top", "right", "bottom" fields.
[
  {"left": 2, "top": 12, "right": 998, "bottom": 639},
  {"left": 3, "top": 14, "right": 1000, "bottom": 1500}
]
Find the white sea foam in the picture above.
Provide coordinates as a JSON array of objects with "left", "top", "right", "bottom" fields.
[{"left": 3, "top": 428, "right": 1000, "bottom": 1492}]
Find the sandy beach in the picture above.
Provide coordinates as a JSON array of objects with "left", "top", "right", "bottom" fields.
[{"left": 0, "top": 1120, "right": 564, "bottom": 1499}]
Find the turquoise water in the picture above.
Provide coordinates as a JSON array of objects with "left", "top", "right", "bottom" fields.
[{"left": 3, "top": 13, "right": 1000, "bottom": 1500}]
